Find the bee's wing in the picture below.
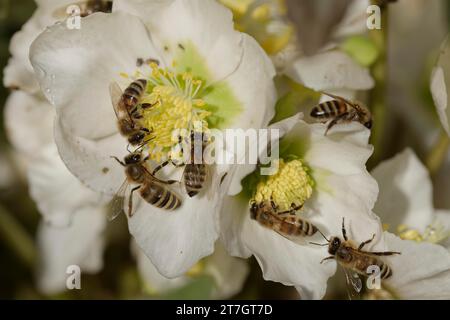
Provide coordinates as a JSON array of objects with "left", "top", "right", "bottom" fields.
[
  {"left": 321, "top": 91, "right": 355, "bottom": 107},
  {"left": 107, "top": 179, "right": 129, "bottom": 221},
  {"left": 109, "top": 82, "right": 123, "bottom": 118},
  {"left": 343, "top": 267, "right": 363, "bottom": 300}
]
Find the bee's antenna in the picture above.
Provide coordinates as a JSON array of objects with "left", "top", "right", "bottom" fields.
[
  {"left": 309, "top": 242, "right": 328, "bottom": 247},
  {"left": 317, "top": 228, "right": 330, "bottom": 242}
]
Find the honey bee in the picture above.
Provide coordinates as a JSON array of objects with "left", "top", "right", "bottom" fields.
[
  {"left": 53, "top": 0, "right": 113, "bottom": 19},
  {"left": 310, "top": 92, "right": 372, "bottom": 135},
  {"left": 110, "top": 80, "right": 154, "bottom": 146},
  {"left": 313, "top": 218, "right": 400, "bottom": 298},
  {"left": 250, "top": 200, "right": 318, "bottom": 239},
  {"left": 109, "top": 151, "right": 181, "bottom": 220},
  {"left": 152, "top": 131, "right": 211, "bottom": 198}
]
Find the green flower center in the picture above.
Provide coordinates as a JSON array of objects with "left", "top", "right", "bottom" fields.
[
  {"left": 252, "top": 158, "right": 314, "bottom": 211},
  {"left": 120, "top": 42, "right": 243, "bottom": 161}
]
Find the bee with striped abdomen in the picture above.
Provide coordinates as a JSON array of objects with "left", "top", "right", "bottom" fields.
[
  {"left": 313, "top": 218, "right": 400, "bottom": 299},
  {"left": 109, "top": 151, "right": 181, "bottom": 220},
  {"left": 310, "top": 92, "right": 372, "bottom": 135},
  {"left": 250, "top": 200, "right": 318, "bottom": 239},
  {"left": 110, "top": 79, "right": 154, "bottom": 146},
  {"left": 53, "top": 0, "right": 113, "bottom": 18},
  {"left": 152, "top": 131, "right": 211, "bottom": 198}
]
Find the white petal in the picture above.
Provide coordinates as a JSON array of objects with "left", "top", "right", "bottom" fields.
[
  {"left": 223, "top": 34, "right": 276, "bottom": 130},
  {"left": 383, "top": 232, "right": 450, "bottom": 299},
  {"left": 286, "top": 50, "right": 374, "bottom": 91},
  {"left": 28, "top": 143, "right": 107, "bottom": 227},
  {"left": 133, "top": 242, "right": 190, "bottom": 295},
  {"left": 241, "top": 214, "right": 336, "bottom": 300},
  {"left": 114, "top": 0, "right": 243, "bottom": 83},
  {"left": 4, "top": 91, "right": 54, "bottom": 156},
  {"left": 129, "top": 187, "right": 222, "bottom": 278},
  {"left": 219, "top": 195, "right": 253, "bottom": 258},
  {"left": 227, "top": 113, "right": 302, "bottom": 196},
  {"left": 371, "top": 148, "right": 434, "bottom": 230},
  {"left": 204, "top": 243, "right": 249, "bottom": 299},
  {"left": 37, "top": 206, "right": 106, "bottom": 294},
  {"left": 30, "top": 11, "right": 162, "bottom": 139},
  {"left": 431, "top": 66, "right": 449, "bottom": 136},
  {"left": 433, "top": 210, "right": 450, "bottom": 249},
  {"left": 332, "top": 0, "right": 370, "bottom": 39},
  {"left": 54, "top": 118, "right": 126, "bottom": 195}
]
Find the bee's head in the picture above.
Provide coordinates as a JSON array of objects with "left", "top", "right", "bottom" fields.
[
  {"left": 249, "top": 201, "right": 258, "bottom": 220},
  {"left": 364, "top": 119, "right": 373, "bottom": 129},
  {"left": 328, "top": 236, "right": 341, "bottom": 255},
  {"left": 124, "top": 152, "right": 141, "bottom": 165}
]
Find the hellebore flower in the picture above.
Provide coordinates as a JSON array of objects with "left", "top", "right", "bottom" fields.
[{"left": 30, "top": 0, "right": 277, "bottom": 277}]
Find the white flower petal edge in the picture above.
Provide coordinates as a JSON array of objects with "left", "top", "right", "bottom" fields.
[
  {"left": 4, "top": 91, "right": 54, "bottom": 157},
  {"left": 28, "top": 143, "right": 107, "bottom": 227},
  {"left": 431, "top": 66, "right": 449, "bottom": 136},
  {"left": 383, "top": 232, "right": 450, "bottom": 299},
  {"left": 133, "top": 241, "right": 190, "bottom": 295},
  {"left": 332, "top": 0, "right": 370, "bottom": 39},
  {"left": 371, "top": 148, "right": 434, "bottom": 231},
  {"left": 134, "top": 242, "right": 248, "bottom": 298},
  {"left": 37, "top": 205, "right": 106, "bottom": 294},
  {"left": 227, "top": 113, "right": 303, "bottom": 197},
  {"left": 113, "top": 0, "right": 243, "bottom": 84},
  {"left": 430, "top": 35, "right": 450, "bottom": 136},
  {"left": 3, "top": 0, "right": 75, "bottom": 92},
  {"left": 285, "top": 50, "right": 374, "bottom": 91},
  {"left": 30, "top": 12, "right": 162, "bottom": 194}
]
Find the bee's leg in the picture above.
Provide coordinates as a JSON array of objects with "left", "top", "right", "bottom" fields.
[
  {"left": 358, "top": 234, "right": 375, "bottom": 251},
  {"left": 325, "top": 112, "right": 349, "bottom": 136},
  {"left": 342, "top": 217, "right": 348, "bottom": 241},
  {"left": 111, "top": 156, "right": 125, "bottom": 166},
  {"left": 365, "top": 251, "right": 401, "bottom": 256},
  {"left": 152, "top": 160, "right": 171, "bottom": 176},
  {"left": 141, "top": 103, "right": 155, "bottom": 110},
  {"left": 320, "top": 256, "right": 335, "bottom": 264},
  {"left": 128, "top": 186, "right": 141, "bottom": 217}
]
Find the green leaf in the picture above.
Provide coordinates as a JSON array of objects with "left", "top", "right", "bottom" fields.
[{"left": 340, "top": 35, "right": 379, "bottom": 67}]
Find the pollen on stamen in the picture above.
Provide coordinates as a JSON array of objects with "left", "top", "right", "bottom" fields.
[
  {"left": 253, "top": 159, "right": 314, "bottom": 211},
  {"left": 132, "top": 64, "right": 211, "bottom": 161}
]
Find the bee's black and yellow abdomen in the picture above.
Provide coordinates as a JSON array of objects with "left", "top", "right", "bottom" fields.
[
  {"left": 140, "top": 181, "right": 181, "bottom": 210},
  {"left": 310, "top": 100, "right": 348, "bottom": 120},
  {"left": 184, "top": 164, "right": 207, "bottom": 197}
]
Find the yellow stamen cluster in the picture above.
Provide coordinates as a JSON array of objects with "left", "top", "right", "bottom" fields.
[
  {"left": 397, "top": 221, "right": 449, "bottom": 244},
  {"left": 253, "top": 159, "right": 314, "bottom": 211},
  {"left": 138, "top": 63, "right": 211, "bottom": 161}
]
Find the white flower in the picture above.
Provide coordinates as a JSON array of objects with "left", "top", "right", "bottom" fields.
[
  {"left": 368, "top": 149, "right": 450, "bottom": 299},
  {"left": 30, "top": 0, "right": 276, "bottom": 278},
  {"left": 279, "top": 0, "right": 374, "bottom": 96},
  {"left": 3, "top": 0, "right": 114, "bottom": 293},
  {"left": 3, "top": 0, "right": 112, "bottom": 92},
  {"left": 372, "top": 148, "right": 450, "bottom": 248},
  {"left": 134, "top": 242, "right": 249, "bottom": 299},
  {"left": 220, "top": 114, "right": 381, "bottom": 299},
  {"left": 4, "top": 91, "right": 108, "bottom": 294},
  {"left": 431, "top": 35, "right": 450, "bottom": 136}
]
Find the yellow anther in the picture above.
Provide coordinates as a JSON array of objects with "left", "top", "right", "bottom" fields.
[
  {"left": 132, "top": 64, "right": 211, "bottom": 161},
  {"left": 397, "top": 222, "right": 449, "bottom": 244},
  {"left": 253, "top": 159, "right": 314, "bottom": 211},
  {"left": 119, "top": 72, "right": 129, "bottom": 79},
  {"left": 251, "top": 4, "right": 271, "bottom": 21}
]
